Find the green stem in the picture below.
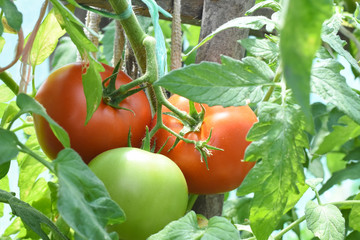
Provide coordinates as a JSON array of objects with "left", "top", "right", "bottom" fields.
[
  {"left": 154, "top": 86, "right": 197, "bottom": 126},
  {"left": 262, "top": 65, "right": 283, "bottom": 102},
  {"left": 11, "top": 123, "right": 34, "bottom": 132},
  {"left": 18, "top": 142, "right": 55, "bottom": 173},
  {"left": 332, "top": 200, "right": 360, "bottom": 206},
  {"left": 187, "top": 194, "right": 199, "bottom": 212},
  {"left": 108, "top": 0, "right": 147, "bottom": 73},
  {"left": 0, "top": 72, "right": 19, "bottom": 95},
  {"left": 273, "top": 215, "right": 306, "bottom": 240}
]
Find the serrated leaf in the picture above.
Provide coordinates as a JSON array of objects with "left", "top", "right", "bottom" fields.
[
  {"left": 321, "top": 14, "right": 360, "bottom": 74},
  {"left": 280, "top": 0, "right": 332, "bottom": 124},
  {"left": 349, "top": 193, "right": 360, "bottom": 232},
  {"left": 26, "top": 9, "right": 66, "bottom": 66},
  {"left": 319, "top": 162, "right": 360, "bottom": 195},
  {"left": 0, "top": 0, "right": 22, "bottom": 31},
  {"left": 246, "top": 0, "right": 281, "bottom": 15},
  {"left": 155, "top": 56, "right": 274, "bottom": 106},
  {"left": 53, "top": 148, "right": 125, "bottom": 240},
  {"left": 237, "top": 101, "right": 308, "bottom": 240},
  {"left": 305, "top": 201, "right": 345, "bottom": 240},
  {"left": 186, "top": 16, "right": 277, "bottom": 56},
  {"left": 0, "top": 128, "right": 19, "bottom": 165},
  {"left": 16, "top": 93, "right": 70, "bottom": 148},
  {"left": 0, "top": 189, "right": 67, "bottom": 240},
  {"left": 238, "top": 38, "right": 279, "bottom": 61},
  {"left": 311, "top": 59, "right": 360, "bottom": 126},
  {"left": 148, "top": 211, "right": 240, "bottom": 240}
]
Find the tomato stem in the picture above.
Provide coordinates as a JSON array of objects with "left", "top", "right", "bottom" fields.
[
  {"left": 0, "top": 71, "right": 19, "bottom": 95},
  {"left": 186, "top": 194, "right": 199, "bottom": 212},
  {"left": 262, "top": 64, "right": 283, "bottom": 103},
  {"left": 18, "top": 141, "right": 55, "bottom": 173},
  {"left": 108, "top": 0, "right": 147, "bottom": 73}
]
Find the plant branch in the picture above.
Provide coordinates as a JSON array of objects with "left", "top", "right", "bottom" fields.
[
  {"left": 18, "top": 142, "right": 55, "bottom": 173},
  {"left": 0, "top": 71, "right": 19, "bottom": 95},
  {"left": 273, "top": 215, "right": 306, "bottom": 240},
  {"left": 108, "top": 0, "right": 147, "bottom": 73}
]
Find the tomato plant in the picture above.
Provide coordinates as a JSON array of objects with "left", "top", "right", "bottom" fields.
[
  {"left": 88, "top": 147, "right": 188, "bottom": 240},
  {"left": 33, "top": 63, "right": 152, "bottom": 164},
  {"left": 151, "top": 95, "right": 257, "bottom": 194}
]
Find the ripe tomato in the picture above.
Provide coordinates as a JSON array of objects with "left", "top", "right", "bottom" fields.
[
  {"left": 33, "top": 63, "right": 151, "bottom": 164},
  {"left": 151, "top": 95, "right": 257, "bottom": 194},
  {"left": 88, "top": 147, "right": 188, "bottom": 240}
]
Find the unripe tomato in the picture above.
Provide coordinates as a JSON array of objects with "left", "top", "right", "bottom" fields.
[
  {"left": 151, "top": 95, "right": 257, "bottom": 194},
  {"left": 88, "top": 147, "right": 188, "bottom": 240},
  {"left": 33, "top": 63, "right": 151, "bottom": 164}
]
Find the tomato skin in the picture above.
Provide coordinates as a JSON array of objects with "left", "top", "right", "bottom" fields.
[
  {"left": 88, "top": 147, "right": 188, "bottom": 240},
  {"left": 33, "top": 63, "right": 151, "bottom": 164},
  {"left": 151, "top": 95, "right": 257, "bottom": 194}
]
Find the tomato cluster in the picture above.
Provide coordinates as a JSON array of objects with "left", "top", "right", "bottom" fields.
[
  {"left": 34, "top": 63, "right": 257, "bottom": 239},
  {"left": 151, "top": 95, "right": 257, "bottom": 194},
  {"left": 33, "top": 63, "right": 152, "bottom": 164}
]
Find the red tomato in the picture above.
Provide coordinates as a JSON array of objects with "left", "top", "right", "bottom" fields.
[
  {"left": 151, "top": 95, "right": 257, "bottom": 194},
  {"left": 33, "top": 63, "right": 151, "bottom": 164}
]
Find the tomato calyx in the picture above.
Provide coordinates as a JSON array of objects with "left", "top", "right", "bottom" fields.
[
  {"left": 194, "top": 129, "right": 223, "bottom": 169},
  {"left": 102, "top": 61, "right": 146, "bottom": 109}
]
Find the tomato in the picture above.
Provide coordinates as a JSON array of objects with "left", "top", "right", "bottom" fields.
[
  {"left": 88, "top": 147, "right": 188, "bottom": 240},
  {"left": 151, "top": 95, "right": 257, "bottom": 194},
  {"left": 33, "top": 63, "right": 151, "bottom": 164}
]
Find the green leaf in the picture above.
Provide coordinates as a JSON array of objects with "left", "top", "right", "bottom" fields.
[
  {"left": 50, "top": 0, "right": 103, "bottom": 122},
  {"left": 0, "top": 189, "right": 67, "bottom": 240},
  {"left": 0, "top": 0, "right": 22, "bottom": 31},
  {"left": 1, "top": 101, "right": 19, "bottom": 128},
  {"left": 148, "top": 211, "right": 240, "bottom": 240},
  {"left": 0, "top": 83, "right": 15, "bottom": 102},
  {"left": 155, "top": 56, "right": 274, "bottom": 106},
  {"left": 16, "top": 93, "right": 70, "bottom": 148},
  {"left": 100, "top": 20, "right": 116, "bottom": 64},
  {"left": 321, "top": 14, "right": 360, "bottom": 74},
  {"left": 0, "top": 161, "right": 10, "bottom": 179},
  {"left": 305, "top": 201, "right": 345, "bottom": 240},
  {"left": 0, "top": 36, "right": 5, "bottom": 53},
  {"left": 53, "top": 148, "right": 125, "bottom": 240},
  {"left": 319, "top": 162, "right": 360, "bottom": 195},
  {"left": 349, "top": 193, "right": 360, "bottom": 232},
  {"left": 237, "top": 101, "right": 308, "bottom": 240},
  {"left": 0, "top": 128, "right": 19, "bottom": 165},
  {"left": 51, "top": 36, "right": 77, "bottom": 70},
  {"left": 238, "top": 38, "right": 279, "bottom": 61},
  {"left": 0, "top": 175, "right": 9, "bottom": 216},
  {"left": 280, "top": 0, "right": 332, "bottom": 124},
  {"left": 305, "top": 178, "right": 323, "bottom": 189},
  {"left": 311, "top": 59, "right": 360, "bottom": 126},
  {"left": 186, "top": 16, "right": 277, "bottom": 56},
  {"left": 313, "top": 115, "right": 360, "bottom": 155},
  {"left": 17, "top": 135, "right": 48, "bottom": 203},
  {"left": 326, "top": 152, "right": 347, "bottom": 173},
  {"left": 27, "top": 9, "right": 66, "bottom": 66},
  {"left": 222, "top": 197, "right": 252, "bottom": 224},
  {"left": 245, "top": 0, "right": 281, "bottom": 15}
]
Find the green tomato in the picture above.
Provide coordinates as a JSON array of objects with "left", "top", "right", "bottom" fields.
[{"left": 88, "top": 147, "right": 188, "bottom": 240}]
